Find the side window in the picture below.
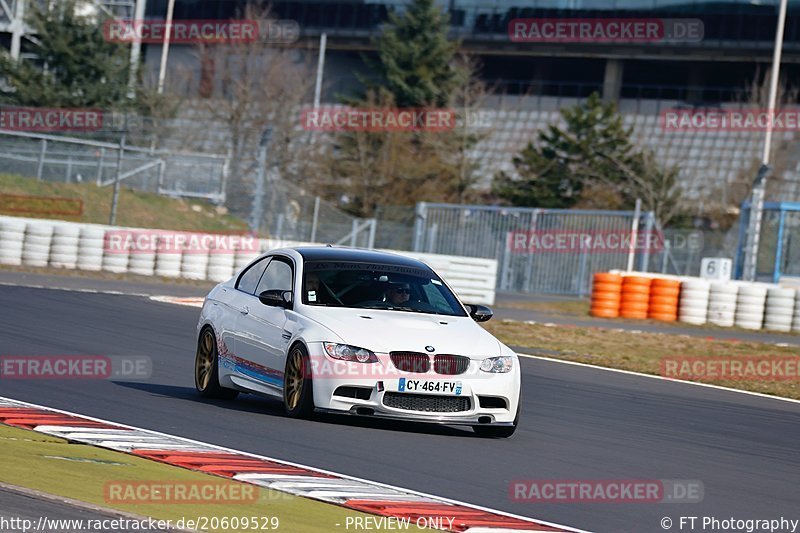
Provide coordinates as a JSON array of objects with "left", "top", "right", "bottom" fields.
[
  {"left": 255, "top": 258, "right": 293, "bottom": 295},
  {"left": 236, "top": 257, "right": 270, "bottom": 295}
]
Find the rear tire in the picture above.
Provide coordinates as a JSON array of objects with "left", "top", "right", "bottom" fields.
[
  {"left": 283, "top": 344, "right": 315, "bottom": 419},
  {"left": 195, "top": 328, "right": 239, "bottom": 400}
]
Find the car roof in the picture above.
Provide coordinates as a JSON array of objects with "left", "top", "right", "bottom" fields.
[{"left": 290, "top": 246, "right": 431, "bottom": 270}]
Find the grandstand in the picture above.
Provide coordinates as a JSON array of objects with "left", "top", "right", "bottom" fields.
[
  {"left": 4, "top": 0, "right": 800, "bottom": 211},
  {"left": 129, "top": 0, "right": 800, "bottom": 208}
]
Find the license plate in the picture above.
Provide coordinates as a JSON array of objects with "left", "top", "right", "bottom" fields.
[{"left": 398, "top": 378, "right": 462, "bottom": 395}]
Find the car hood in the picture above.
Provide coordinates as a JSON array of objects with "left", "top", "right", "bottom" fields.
[{"left": 299, "top": 306, "right": 502, "bottom": 357}]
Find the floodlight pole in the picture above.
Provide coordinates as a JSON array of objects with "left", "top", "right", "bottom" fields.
[
  {"left": 742, "top": 0, "right": 788, "bottom": 281},
  {"left": 127, "top": 0, "right": 147, "bottom": 99},
  {"left": 156, "top": 0, "right": 176, "bottom": 94}
]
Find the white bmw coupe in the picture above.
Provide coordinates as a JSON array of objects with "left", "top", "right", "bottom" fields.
[{"left": 195, "top": 246, "right": 521, "bottom": 437}]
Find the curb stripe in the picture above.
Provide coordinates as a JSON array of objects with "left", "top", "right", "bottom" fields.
[{"left": 0, "top": 396, "right": 589, "bottom": 533}]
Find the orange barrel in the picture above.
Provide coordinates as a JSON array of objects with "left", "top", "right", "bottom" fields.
[
  {"left": 619, "top": 276, "right": 651, "bottom": 319},
  {"left": 648, "top": 278, "right": 680, "bottom": 321},
  {"left": 590, "top": 272, "right": 622, "bottom": 318}
]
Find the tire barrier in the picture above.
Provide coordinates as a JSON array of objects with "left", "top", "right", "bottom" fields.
[
  {"left": 734, "top": 284, "right": 768, "bottom": 330},
  {"left": 49, "top": 223, "right": 80, "bottom": 269},
  {"left": 585, "top": 271, "right": 798, "bottom": 332},
  {"left": 234, "top": 248, "right": 260, "bottom": 272},
  {"left": 207, "top": 246, "right": 236, "bottom": 282},
  {"left": 0, "top": 218, "right": 26, "bottom": 266},
  {"left": 154, "top": 232, "right": 183, "bottom": 278},
  {"left": 619, "top": 276, "right": 651, "bottom": 319},
  {"left": 793, "top": 297, "right": 800, "bottom": 333},
  {"left": 77, "top": 225, "right": 106, "bottom": 271},
  {"left": 648, "top": 278, "right": 680, "bottom": 322},
  {"left": 707, "top": 282, "right": 738, "bottom": 328},
  {"left": 590, "top": 272, "right": 622, "bottom": 318},
  {"left": 764, "top": 287, "right": 795, "bottom": 332},
  {"left": 679, "top": 279, "right": 710, "bottom": 325},
  {"left": 180, "top": 234, "right": 210, "bottom": 280},
  {"left": 22, "top": 222, "right": 54, "bottom": 267}
]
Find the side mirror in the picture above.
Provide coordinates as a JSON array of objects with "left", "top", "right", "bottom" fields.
[
  {"left": 258, "top": 289, "right": 293, "bottom": 309},
  {"left": 466, "top": 304, "right": 493, "bottom": 322}
]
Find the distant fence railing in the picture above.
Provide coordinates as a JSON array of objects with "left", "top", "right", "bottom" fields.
[
  {"left": 411, "top": 202, "right": 709, "bottom": 296},
  {"left": 0, "top": 130, "right": 229, "bottom": 203}
]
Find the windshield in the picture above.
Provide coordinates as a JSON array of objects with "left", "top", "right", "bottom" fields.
[{"left": 302, "top": 261, "right": 468, "bottom": 317}]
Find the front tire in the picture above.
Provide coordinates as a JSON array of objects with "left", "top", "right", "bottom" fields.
[
  {"left": 195, "top": 328, "right": 239, "bottom": 400},
  {"left": 473, "top": 402, "right": 520, "bottom": 438},
  {"left": 283, "top": 344, "right": 314, "bottom": 419}
]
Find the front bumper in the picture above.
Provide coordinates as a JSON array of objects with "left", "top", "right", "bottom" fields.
[{"left": 308, "top": 345, "right": 521, "bottom": 426}]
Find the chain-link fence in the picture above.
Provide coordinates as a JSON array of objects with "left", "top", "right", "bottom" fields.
[
  {"left": 411, "top": 202, "right": 729, "bottom": 295},
  {"left": 735, "top": 202, "right": 800, "bottom": 283},
  {"left": 253, "top": 173, "right": 375, "bottom": 247}
]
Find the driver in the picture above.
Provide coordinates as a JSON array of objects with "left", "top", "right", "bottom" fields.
[
  {"left": 385, "top": 282, "right": 411, "bottom": 306},
  {"left": 305, "top": 271, "right": 336, "bottom": 304}
]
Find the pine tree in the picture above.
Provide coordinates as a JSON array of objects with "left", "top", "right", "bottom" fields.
[
  {"left": 493, "top": 92, "right": 683, "bottom": 223},
  {"left": 368, "top": 0, "right": 460, "bottom": 108},
  {"left": 323, "top": 0, "right": 474, "bottom": 217},
  {"left": 0, "top": 1, "right": 130, "bottom": 108}
]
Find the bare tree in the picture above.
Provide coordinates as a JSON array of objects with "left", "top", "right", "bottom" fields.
[{"left": 147, "top": 5, "right": 318, "bottom": 215}]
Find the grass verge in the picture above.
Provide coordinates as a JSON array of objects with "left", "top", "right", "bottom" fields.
[
  {"left": 0, "top": 172, "right": 246, "bottom": 232},
  {"left": 498, "top": 298, "right": 800, "bottom": 336},
  {"left": 484, "top": 319, "right": 800, "bottom": 400},
  {"left": 0, "top": 424, "right": 425, "bottom": 532}
]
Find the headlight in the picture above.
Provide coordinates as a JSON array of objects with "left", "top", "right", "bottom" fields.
[
  {"left": 480, "top": 356, "right": 513, "bottom": 373},
  {"left": 323, "top": 342, "right": 377, "bottom": 363}
]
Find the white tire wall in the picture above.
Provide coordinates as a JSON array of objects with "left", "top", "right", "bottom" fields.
[
  {"left": 49, "top": 223, "right": 81, "bottom": 269},
  {"left": 207, "top": 249, "right": 236, "bottom": 282},
  {"left": 734, "top": 285, "right": 767, "bottom": 330},
  {"left": 707, "top": 282, "right": 738, "bottom": 327},
  {"left": 0, "top": 218, "right": 27, "bottom": 265},
  {"left": 679, "top": 279, "right": 710, "bottom": 325},
  {"left": 22, "top": 222, "right": 54, "bottom": 267},
  {"left": 181, "top": 250, "right": 210, "bottom": 280},
  {"left": 234, "top": 249, "right": 260, "bottom": 273},
  {"left": 793, "top": 297, "right": 800, "bottom": 333},
  {"left": 77, "top": 226, "right": 106, "bottom": 271},
  {"left": 126, "top": 230, "right": 156, "bottom": 276},
  {"left": 764, "top": 287, "right": 795, "bottom": 332},
  {"left": 128, "top": 254, "right": 156, "bottom": 276},
  {"left": 101, "top": 226, "right": 129, "bottom": 273},
  {"left": 154, "top": 232, "right": 182, "bottom": 278}
]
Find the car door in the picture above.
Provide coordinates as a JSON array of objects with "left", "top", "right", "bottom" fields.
[
  {"left": 233, "top": 255, "right": 295, "bottom": 394},
  {"left": 214, "top": 256, "right": 269, "bottom": 381}
]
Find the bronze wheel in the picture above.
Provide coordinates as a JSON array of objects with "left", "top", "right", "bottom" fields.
[
  {"left": 194, "top": 328, "right": 238, "bottom": 400},
  {"left": 283, "top": 344, "right": 314, "bottom": 418}
]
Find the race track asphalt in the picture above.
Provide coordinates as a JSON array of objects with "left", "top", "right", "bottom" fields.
[{"left": 1, "top": 284, "right": 799, "bottom": 533}]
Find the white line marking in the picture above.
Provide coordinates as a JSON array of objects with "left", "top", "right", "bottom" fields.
[
  {"left": 0, "top": 395, "right": 589, "bottom": 533},
  {"left": 0, "top": 280, "right": 151, "bottom": 298},
  {"left": 517, "top": 353, "right": 800, "bottom": 406}
]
